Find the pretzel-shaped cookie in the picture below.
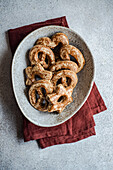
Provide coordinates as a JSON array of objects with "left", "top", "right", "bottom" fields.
[
  {"left": 60, "top": 45, "right": 85, "bottom": 73},
  {"left": 50, "top": 61, "right": 78, "bottom": 73},
  {"left": 25, "top": 63, "right": 52, "bottom": 85},
  {"left": 47, "top": 84, "right": 73, "bottom": 113},
  {"left": 36, "top": 33, "right": 69, "bottom": 49},
  {"left": 29, "top": 80, "right": 53, "bottom": 111},
  {"left": 51, "top": 70, "right": 78, "bottom": 90},
  {"left": 29, "top": 45, "right": 55, "bottom": 68}
]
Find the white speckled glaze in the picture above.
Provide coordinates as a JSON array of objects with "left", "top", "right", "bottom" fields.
[{"left": 11, "top": 26, "right": 95, "bottom": 127}]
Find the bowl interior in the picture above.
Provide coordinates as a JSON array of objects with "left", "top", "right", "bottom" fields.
[{"left": 12, "top": 26, "right": 94, "bottom": 127}]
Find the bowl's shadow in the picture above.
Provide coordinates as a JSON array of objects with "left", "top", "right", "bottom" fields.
[{"left": 0, "top": 32, "right": 24, "bottom": 142}]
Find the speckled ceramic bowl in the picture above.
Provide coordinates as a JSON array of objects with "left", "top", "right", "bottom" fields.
[{"left": 12, "top": 26, "right": 95, "bottom": 127}]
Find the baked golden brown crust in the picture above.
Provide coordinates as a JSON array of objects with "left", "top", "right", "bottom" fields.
[
  {"left": 51, "top": 70, "right": 78, "bottom": 90},
  {"left": 29, "top": 45, "right": 55, "bottom": 68},
  {"left": 60, "top": 45, "right": 85, "bottom": 73},
  {"left": 24, "top": 32, "right": 85, "bottom": 113},
  {"left": 36, "top": 33, "right": 69, "bottom": 49},
  {"left": 29, "top": 80, "right": 53, "bottom": 111},
  {"left": 50, "top": 61, "right": 78, "bottom": 73},
  {"left": 47, "top": 84, "right": 73, "bottom": 113},
  {"left": 25, "top": 63, "right": 52, "bottom": 85}
]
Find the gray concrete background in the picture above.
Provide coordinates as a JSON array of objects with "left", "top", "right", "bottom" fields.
[{"left": 0, "top": 0, "right": 113, "bottom": 169}]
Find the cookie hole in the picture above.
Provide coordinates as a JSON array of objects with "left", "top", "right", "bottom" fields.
[
  {"left": 35, "top": 75, "right": 41, "bottom": 81},
  {"left": 45, "top": 55, "right": 49, "bottom": 64},
  {"left": 53, "top": 42, "right": 62, "bottom": 53},
  {"left": 41, "top": 87, "right": 46, "bottom": 96},
  {"left": 69, "top": 54, "right": 79, "bottom": 65},
  {"left": 56, "top": 78, "right": 62, "bottom": 85},
  {"left": 53, "top": 43, "right": 62, "bottom": 62},
  {"left": 55, "top": 55, "right": 61, "bottom": 62},
  {"left": 56, "top": 68, "right": 70, "bottom": 72},
  {"left": 35, "top": 90, "right": 39, "bottom": 103},
  {"left": 38, "top": 52, "right": 43, "bottom": 59},
  {"left": 66, "top": 77, "right": 71, "bottom": 86},
  {"left": 40, "top": 99, "right": 48, "bottom": 108},
  {"left": 41, "top": 99, "right": 46, "bottom": 106},
  {"left": 57, "top": 96, "right": 66, "bottom": 103}
]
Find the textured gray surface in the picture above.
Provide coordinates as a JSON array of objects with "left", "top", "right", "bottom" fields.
[{"left": 0, "top": 0, "right": 113, "bottom": 169}]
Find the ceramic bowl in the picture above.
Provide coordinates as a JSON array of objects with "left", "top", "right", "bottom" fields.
[{"left": 12, "top": 26, "right": 95, "bottom": 127}]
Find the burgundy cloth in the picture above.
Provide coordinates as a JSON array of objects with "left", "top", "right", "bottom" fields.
[{"left": 8, "top": 16, "right": 107, "bottom": 149}]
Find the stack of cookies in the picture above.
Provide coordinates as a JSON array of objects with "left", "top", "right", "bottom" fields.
[{"left": 25, "top": 33, "right": 85, "bottom": 113}]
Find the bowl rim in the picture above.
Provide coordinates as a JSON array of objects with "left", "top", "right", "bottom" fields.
[{"left": 11, "top": 25, "right": 95, "bottom": 127}]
